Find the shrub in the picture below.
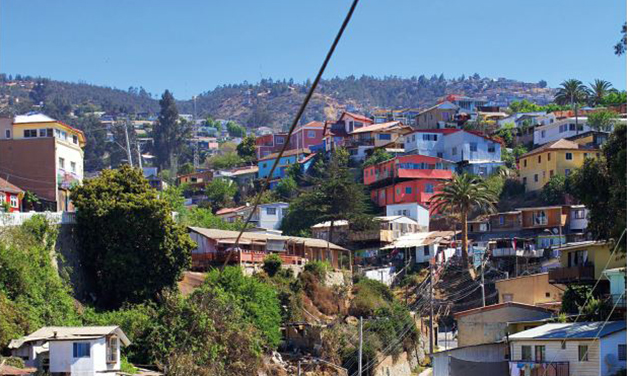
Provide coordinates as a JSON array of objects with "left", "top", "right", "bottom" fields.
[
  {"left": 304, "top": 261, "right": 330, "bottom": 281},
  {"left": 263, "top": 254, "right": 283, "bottom": 277}
]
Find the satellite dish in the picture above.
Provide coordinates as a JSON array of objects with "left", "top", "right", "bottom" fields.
[{"left": 552, "top": 228, "right": 559, "bottom": 235}]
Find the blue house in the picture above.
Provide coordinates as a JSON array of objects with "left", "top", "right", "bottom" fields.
[{"left": 257, "top": 148, "right": 312, "bottom": 180}]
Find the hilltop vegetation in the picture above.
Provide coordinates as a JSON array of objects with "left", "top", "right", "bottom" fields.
[{"left": 0, "top": 73, "right": 552, "bottom": 128}]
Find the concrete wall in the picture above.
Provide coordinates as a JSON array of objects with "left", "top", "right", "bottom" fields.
[
  {"left": 599, "top": 330, "right": 626, "bottom": 376},
  {"left": 495, "top": 273, "right": 564, "bottom": 305}
]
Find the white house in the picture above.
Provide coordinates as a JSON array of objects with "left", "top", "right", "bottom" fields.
[
  {"left": 385, "top": 202, "right": 429, "bottom": 231},
  {"left": 508, "top": 321, "right": 626, "bottom": 376},
  {"left": 253, "top": 202, "right": 289, "bottom": 231},
  {"left": 404, "top": 129, "right": 504, "bottom": 176},
  {"left": 603, "top": 268, "right": 626, "bottom": 310},
  {"left": 9, "top": 326, "right": 130, "bottom": 375},
  {"left": 533, "top": 117, "right": 626, "bottom": 146},
  {"left": 381, "top": 231, "right": 457, "bottom": 264}
]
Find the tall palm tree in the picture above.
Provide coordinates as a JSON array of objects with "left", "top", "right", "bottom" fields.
[
  {"left": 554, "top": 79, "right": 588, "bottom": 134},
  {"left": 587, "top": 79, "right": 615, "bottom": 106},
  {"left": 430, "top": 174, "right": 498, "bottom": 270}
]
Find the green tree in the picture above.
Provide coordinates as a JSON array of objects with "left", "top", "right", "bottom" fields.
[
  {"left": 237, "top": 135, "right": 257, "bottom": 162},
  {"left": 226, "top": 121, "right": 246, "bottom": 138},
  {"left": 179, "top": 207, "right": 242, "bottom": 230},
  {"left": 587, "top": 109, "right": 618, "bottom": 131},
  {"left": 153, "top": 90, "right": 191, "bottom": 170},
  {"left": 275, "top": 176, "right": 297, "bottom": 201},
  {"left": 554, "top": 79, "right": 588, "bottom": 132},
  {"left": 587, "top": 79, "right": 615, "bottom": 106},
  {"left": 75, "top": 115, "right": 108, "bottom": 172},
  {"left": 430, "top": 174, "right": 498, "bottom": 268},
  {"left": 206, "top": 152, "right": 243, "bottom": 170},
  {"left": 568, "top": 124, "right": 626, "bottom": 249},
  {"left": 600, "top": 91, "right": 627, "bottom": 107},
  {"left": 71, "top": 166, "right": 194, "bottom": 308},
  {"left": 495, "top": 122, "right": 516, "bottom": 148},
  {"left": 363, "top": 149, "right": 392, "bottom": 167},
  {"left": 541, "top": 174, "right": 567, "bottom": 205},
  {"left": 615, "top": 22, "right": 626, "bottom": 55},
  {"left": 262, "top": 254, "right": 283, "bottom": 277},
  {"left": 205, "top": 178, "right": 238, "bottom": 212}
]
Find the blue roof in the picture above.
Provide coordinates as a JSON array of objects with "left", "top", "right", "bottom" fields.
[{"left": 509, "top": 321, "right": 626, "bottom": 340}]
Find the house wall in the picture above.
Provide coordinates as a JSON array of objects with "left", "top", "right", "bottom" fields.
[
  {"left": 432, "top": 343, "right": 508, "bottom": 376},
  {"left": 519, "top": 149, "right": 597, "bottom": 192},
  {"left": 370, "top": 178, "right": 445, "bottom": 207},
  {"left": 559, "top": 243, "right": 623, "bottom": 280},
  {"left": 510, "top": 339, "right": 600, "bottom": 376},
  {"left": 258, "top": 155, "right": 298, "bottom": 179},
  {"left": 533, "top": 118, "right": 593, "bottom": 146},
  {"left": 291, "top": 126, "right": 323, "bottom": 150},
  {"left": 49, "top": 338, "right": 108, "bottom": 374},
  {"left": 495, "top": 273, "right": 564, "bottom": 305},
  {"left": 415, "top": 244, "right": 437, "bottom": 264},
  {"left": 0, "top": 138, "right": 57, "bottom": 204},
  {"left": 415, "top": 106, "right": 457, "bottom": 129},
  {"left": 520, "top": 207, "right": 562, "bottom": 229},
  {"left": 363, "top": 154, "right": 453, "bottom": 186},
  {"left": 257, "top": 204, "right": 288, "bottom": 230},
  {"left": 456, "top": 306, "right": 552, "bottom": 346},
  {"left": 404, "top": 130, "right": 501, "bottom": 164},
  {"left": 0, "top": 117, "right": 11, "bottom": 139},
  {"left": 599, "top": 330, "right": 627, "bottom": 376},
  {"left": 385, "top": 203, "right": 429, "bottom": 230}
]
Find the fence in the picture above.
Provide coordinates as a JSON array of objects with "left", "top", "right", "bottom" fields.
[{"left": 0, "top": 211, "right": 76, "bottom": 227}]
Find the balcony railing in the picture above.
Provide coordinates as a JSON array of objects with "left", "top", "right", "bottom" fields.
[
  {"left": 492, "top": 248, "right": 543, "bottom": 258},
  {"left": 509, "top": 361, "right": 569, "bottom": 376},
  {"left": 548, "top": 264, "right": 595, "bottom": 284},
  {"left": 606, "top": 294, "right": 627, "bottom": 309}
]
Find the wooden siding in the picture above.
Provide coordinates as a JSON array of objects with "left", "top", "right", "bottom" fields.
[{"left": 511, "top": 340, "right": 599, "bottom": 376}]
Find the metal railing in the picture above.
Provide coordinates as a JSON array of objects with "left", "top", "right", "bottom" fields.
[
  {"left": 548, "top": 264, "right": 595, "bottom": 283},
  {"left": 509, "top": 360, "right": 569, "bottom": 376},
  {"left": 0, "top": 211, "right": 76, "bottom": 227}
]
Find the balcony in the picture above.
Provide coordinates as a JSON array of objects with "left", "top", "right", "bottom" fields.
[
  {"left": 548, "top": 264, "right": 595, "bottom": 284},
  {"left": 605, "top": 294, "right": 627, "bottom": 309},
  {"left": 492, "top": 248, "right": 543, "bottom": 258},
  {"left": 509, "top": 361, "right": 568, "bottom": 376}
]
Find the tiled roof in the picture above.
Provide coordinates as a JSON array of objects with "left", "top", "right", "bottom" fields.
[
  {"left": 341, "top": 111, "right": 372, "bottom": 123},
  {"left": 349, "top": 121, "right": 405, "bottom": 134},
  {"left": 0, "top": 177, "right": 24, "bottom": 194},
  {"left": 520, "top": 139, "right": 592, "bottom": 158},
  {"left": 215, "top": 205, "right": 250, "bottom": 216}
]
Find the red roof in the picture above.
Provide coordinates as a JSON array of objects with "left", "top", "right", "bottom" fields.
[
  {"left": 340, "top": 111, "right": 372, "bottom": 123},
  {"left": 0, "top": 177, "right": 24, "bottom": 194},
  {"left": 216, "top": 205, "right": 249, "bottom": 216}
]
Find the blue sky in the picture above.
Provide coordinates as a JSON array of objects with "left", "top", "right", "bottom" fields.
[{"left": 1, "top": 0, "right": 625, "bottom": 99}]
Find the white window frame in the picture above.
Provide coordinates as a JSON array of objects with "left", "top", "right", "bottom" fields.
[
  {"left": 10, "top": 195, "right": 18, "bottom": 208},
  {"left": 58, "top": 157, "right": 65, "bottom": 169}
]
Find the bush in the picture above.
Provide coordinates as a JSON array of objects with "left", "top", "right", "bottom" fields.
[
  {"left": 304, "top": 261, "right": 330, "bottom": 281},
  {"left": 349, "top": 279, "right": 394, "bottom": 318},
  {"left": 263, "top": 254, "right": 283, "bottom": 277},
  {"left": 541, "top": 174, "right": 567, "bottom": 205}
]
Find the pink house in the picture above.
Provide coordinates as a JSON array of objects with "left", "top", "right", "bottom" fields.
[{"left": 289, "top": 121, "right": 325, "bottom": 150}]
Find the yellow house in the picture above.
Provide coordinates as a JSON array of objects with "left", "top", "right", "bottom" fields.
[
  {"left": 495, "top": 272, "right": 564, "bottom": 307},
  {"left": 548, "top": 241, "right": 623, "bottom": 284},
  {"left": 518, "top": 139, "right": 599, "bottom": 192}
]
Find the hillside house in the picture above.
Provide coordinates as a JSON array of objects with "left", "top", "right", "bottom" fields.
[
  {"left": 603, "top": 268, "right": 626, "bottom": 311},
  {"left": 404, "top": 129, "right": 503, "bottom": 177},
  {"left": 189, "top": 227, "right": 350, "bottom": 271},
  {"left": 454, "top": 302, "right": 554, "bottom": 347},
  {"left": 414, "top": 101, "right": 460, "bottom": 129},
  {"left": 508, "top": 321, "right": 626, "bottom": 376},
  {"left": 385, "top": 202, "right": 430, "bottom": 229},
  {"left": 364, "top": 154, "right": 454, "bottom": 209},
  {"left": 0, "top": 176, "right": 23, "bottom": 212},
  {"left": 289, "top": 121, "right": 325, "bottom": 151},
  {"left": 257, "top": 148, "right": 311, "bottom": 180},
  {"left": 345, "top": 121, "right": 412, "bottom": 162},
  {"left": 519, "top": 139, "right": 600, "bottom": 192},
  {"left": 322, "top": 112, "right": 374, "bottom": 151},
  {"left": 255, "top": 133, "right": 289, "bottom": 159},
  {"left": 177, "top": 170, "right": 213, "bottom": 190},
  {"left": 549, "top": 241, "right": 623, "bottom": 289},
  {"left": 9, "top": 326, "right": 130, "bottom": 375},
  {"left": 533, "top": 116, "right": 626, "bottom": 146},
  {"left": 381, "top": 230, "right": 457, "bottom": 264},
  {"left": 251, "top": 202, "right": 289, "bottom": 231},
  {"left": 495, "top": 273, "right": 564, "bottom": 307},
  {"left": 214, "top": 165, "right": 258, "bottom": 186},
  {"left": 215, "top": 205, "right": 253, "bottom": 223},
  {"left": 0, "top": 113, "right": 86, "bottom": 211}
]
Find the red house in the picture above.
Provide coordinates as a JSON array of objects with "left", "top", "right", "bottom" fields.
[
  {"left": 0, "top": 177, "right": 23, "bottom": 212},
  {"left": 289, "top": 121, "right": 325, "bottom": 151},
  {"left": 363, "top": 155, "right": 454, "bottom": 209},
  {"left": 255, "top": 133, "right": 289, "bottom": 159}
]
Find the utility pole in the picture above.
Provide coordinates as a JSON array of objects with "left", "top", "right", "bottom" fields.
[
  {"left": 358, "top": 316, "right": 363, "bottom": 376},
  {"left": 297, "top": 361, "right": 301, "bottom": 376},
  {"left": 136, "top": 142, "right": 143, "bottom": 170},
  {"left": 429, "top": 259, "right": 434, "bottom": 355},
  {"left": 481, "top": 260, "right": 486, "bottom": 307},
  {"left": 123, "top": 122, "right": 133, "bottom": 167}
]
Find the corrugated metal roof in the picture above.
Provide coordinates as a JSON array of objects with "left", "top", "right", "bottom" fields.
[
  {"left": 381, "top": 231, "right": 457, "bottom": 249},
  {"left": 509, "top": 321, "right": 626, "bottom": 340},
  {"left": 8, "top": 326, "right": 130, "bottom": 349}
]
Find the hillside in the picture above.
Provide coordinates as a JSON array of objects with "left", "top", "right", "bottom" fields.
[{"left": 0, "top": 73, "right": 554, "bottom": 127}]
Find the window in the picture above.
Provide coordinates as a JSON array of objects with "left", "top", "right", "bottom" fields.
[
  {"left": 548, "top": 153, "right": 551, "bottom": 161},
  {"left": 107, "top": 336, "right": 118, "bottom": 363},
  {"left": 72, "top": 135, "right": 78, "bottom": 144},
  {"left": 534, "top": 174, "right": 538, "bottom": 182},
  {"left": 565, "top": 152, "right": 573, "bottom": 160},
  {"left": 545, "top": 292, "right": 551, "bottom": 298},
  {"left": 533, "top": 210, "right": 547, "bottom": 225},
  {"left": 569, "top": 123, "right": 576, "bottom": 131},
  {"left": 58, "top": 157, "right": 65, "bottom": 169},
  {"left": 10, "top": 195, "right": 18, "bottom": 208},
  {"left": 542, "top": 171, "right": 546, "bottom": 180},
  {"left": 423, "top": 245, "right": 430, "bottom": 256},
  {"left": 39, "top": 129, "right": 47, "bottom": 137},
  {"left": 535, "top": 345, "right": 546, "bottom": 361},
  {"left": 452, "top": 147, "right": 457, "bottom": 155},
  {"left": 619, "top": 344, "right": 626, "bottom": 361},
  {"left": 578, "top": 345, "right": 589, "bottom": 361},
  {"left": 266, "top": 207, "right": 277, "bottom": 215},
  {"left": 499, "top": 216, "right": 505, "bottom": 225},
  {"left": 307, "top": 130, "right": 316, "bottom": 138},
  {"left": 422, "top": 134, "right": 438, "bottom": 141},
  {"left": 538, "top": 155, "right": 541, "bottom": 163},
  {"left": 412, "top": 135, "right": 416, "bottom": 142},
  {"left": 541, "top": 130, "right": 546, "bottom": 138},
  {"left": 425, "top": 184, "right": 434, "bottom": 193},
  {"left": 469, "top": 142, "right": 478, "bottom": 152},
  {"left": 523, "top": 159, "right": 527, "bottom": 168},
  {"left": 73, "top": 343, "right": 90, "bottom": 358},
  {"left": 437, "top": 152, "right": 443, "bottom": 158},
  {"left": 573, "top": 209, "right": 586, "bottom": 219},
  {"left": 71, "top": 162, "right": 77, "bottom": 173},
  {"left": 276, "top": 136, "right": 284, "bottom": 144},
  {"left": 561, "top": 341, "right": 566, "bottom": 350},
  {"left": 23, "top": 129, "right": 37, "bottom": 138},
  {"left": 405, "top": 187, "right": 412, "bottom": 194},
  {"left": 378, "top": 134, "right": 391, "bottom": 140},
  {"left": 262, "top": 163, "right": 267, "bottom": 169},
  {"left": 521, "top": 346, "right": 532, "bottom": 361},
  {"left": 488, "top": 143, "right": 496, "bottom": 153}
]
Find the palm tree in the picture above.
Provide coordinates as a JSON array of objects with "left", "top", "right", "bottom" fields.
[
  {"left": 587, "top": 79, "right": 615, "bottom": 106},
  {"left": 430, "top": 174, "right": 498, "bottom": 270},
  {"left": 554, "top": 79, "right": 588, "bottom": 134}
]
